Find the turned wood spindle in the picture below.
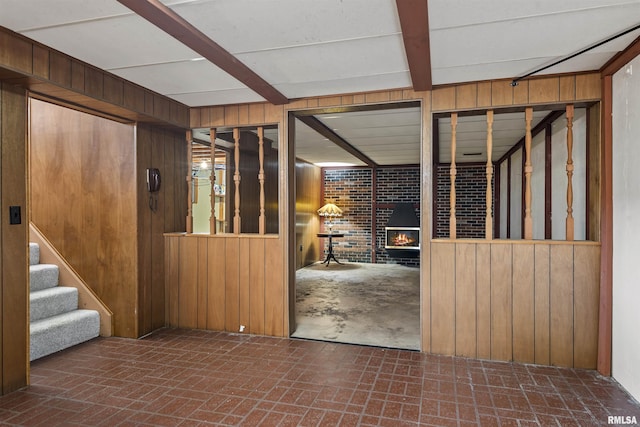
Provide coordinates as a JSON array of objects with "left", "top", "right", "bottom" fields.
[
  {"left": 233, "top": 127, "right": 241, "bottom": 234},
  {"left": 209, "top": 128, "right": 217, "bottom": 235},
  {"left": 485, "top": 110, "right": 494, "bottom": 240},
  {"left": 450, "top": 112, "right": 458, "bottom": 239},
  {"left": 565, "top": 104, "right": 575, "bottom": 241},
  {"left": 524, "top": 107, "right": 533, "bottom": 240}
]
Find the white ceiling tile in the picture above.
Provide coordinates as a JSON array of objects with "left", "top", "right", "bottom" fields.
[{"left": 166, "top": 0, "right": 401, "bottom": 53}]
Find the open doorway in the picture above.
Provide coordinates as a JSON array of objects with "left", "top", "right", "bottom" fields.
[{"left": 289, "top": 102, "right": 422, "bottom": 350}]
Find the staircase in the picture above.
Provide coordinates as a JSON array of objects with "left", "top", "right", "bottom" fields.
[{"left": 29, "top": 242, "right": 100, "bottom": 361}]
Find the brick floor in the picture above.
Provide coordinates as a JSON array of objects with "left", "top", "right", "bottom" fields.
[{"left": 0, "top": 328, "right": 638, "bottom": 426}]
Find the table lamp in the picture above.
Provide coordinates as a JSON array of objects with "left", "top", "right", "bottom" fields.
[{"left": 317, "top": 202, "right": 342, "bottom": 233}]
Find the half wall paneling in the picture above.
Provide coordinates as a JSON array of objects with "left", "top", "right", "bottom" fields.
[
  {"left": 164, "top": 234, "right": 285, "bottom": 337},
  {"left": 429, "top": 241, "right": 600, "bottom": 368},
  {"left": 0, "top": 82, "right": 28, "bottom": 395}
]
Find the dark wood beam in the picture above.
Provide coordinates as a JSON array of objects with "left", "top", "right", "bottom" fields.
[
  {"left": 117, "top": 0, "right": 289, "bottom": 105},
  {"left": 297, "top": 116, "right": 379, "bottom": 168},
  {"left": 396, "top": 0, "right": 432, "bottom": 91}
]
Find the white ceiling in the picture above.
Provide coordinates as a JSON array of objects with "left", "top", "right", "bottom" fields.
[{"left": 1, "top": 0, "right": 638, "bottom": 166}]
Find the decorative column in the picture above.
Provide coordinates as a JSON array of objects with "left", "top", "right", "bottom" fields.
[
  {"left": 233, "top": 127, "right": 241, "bottom": 234},
  {"left": 485, "top": 110, "right": 494, "bottom": 240},
  {"left": 186, "top": 129, "right": 193, "bottom": 234},
  {"left": 450, "top": 112, "right": 457, "bottom": 239},
  {"left": 209, "top": 128, "right": 217, "bottom": 235},
  {"left": 257, "top": 127, "right": 266, "bottom": 234},
  {"left": 565, "top": 104, "right": 575, "bottom": 241},
  {"left": 524, "top": 107, "right": 533, "bottom": 239}
]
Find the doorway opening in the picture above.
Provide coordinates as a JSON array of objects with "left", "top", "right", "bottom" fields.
[{"left": 289, "top": 102, "right": 422, "bottom": 350}]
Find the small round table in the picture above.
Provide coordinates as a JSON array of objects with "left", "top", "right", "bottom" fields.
[{"left": 317, "top": 232, "right": 344, "bottom": 266}]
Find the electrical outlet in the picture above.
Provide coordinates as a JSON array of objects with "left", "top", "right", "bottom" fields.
[{"left": 9, "top": 206, "right": 21, "bottom": 225}]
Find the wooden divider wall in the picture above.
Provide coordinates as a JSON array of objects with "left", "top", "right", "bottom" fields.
[
  {"left": 429, "top": 240, "right": 600, "bottom": 368},
  {"left": 164, "top": 234, "right": 285, "bottom": 336}
]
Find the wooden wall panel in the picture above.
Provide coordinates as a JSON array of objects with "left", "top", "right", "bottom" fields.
[
  {"left": 165, "top": 235, "right": 180, "bottom": 326},
  {"left": 295, "top": 161, "right": 321, "bottom": 269},
  {"left": 428, "top": 73, "right": 601, "bottom": 113},
  {"left": 573, "top": 245, "right": 600, "bottom": 369},
  {"left": 197, "top": 237, "right": 208, "bottom": 329},
  {"left": 249, "top": 238, "right": 266, "bottom": 335},
  {"left": 0, "top": 82, "right": 28, "bottom": 395},
  {"left": 476, "top": 243, "right": 492, "bottom": 359},
  {"left": 490, "top": 244, "right": 512, "bottom": 361},
  {"left": 431, "top": 242, "right": 455, "bottom": 354},
  {"left": 225, "top": 237, "right": 240, "bottom": 332},
  {"left": 549, "top": 245, "right": 574, "bottom": 367},
  {"left": 178, "top": 237, "right": 198, "bottom": 329},
  {"left": 429, "top": 241, "right": 598, "bottom": 368},
  {"left": 455, "top": 243, "right": 477, "bottom": 358},
  {"left": 30, "top": 98, "right": 139, "bottom": 338},
  {"left": 512, "top": 245, "right": 535, "bottom": 363},
  {"left": 264, "top": 237, "right": 285, "bottom": 337},
  {"left": 239, "top": 238, "right": 251, "bottom": 330},
  {"left": 534, "top": 245, "right": 550, "bottom": 365},
  {"left": 207, "top": 237, "right": 226, "bottom": 330}
]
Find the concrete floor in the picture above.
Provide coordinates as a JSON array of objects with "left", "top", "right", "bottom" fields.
[{"left": 292, "top": 262, "right": 420, "bottom": 350}]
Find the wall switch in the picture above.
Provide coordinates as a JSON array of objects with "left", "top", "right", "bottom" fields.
[{"left": 9, "top": 206, "right": 21, "bottom": 225}]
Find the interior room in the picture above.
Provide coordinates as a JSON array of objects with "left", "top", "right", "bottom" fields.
[{"left": 1, "top": 1, "right": 640, "bottom": 425}]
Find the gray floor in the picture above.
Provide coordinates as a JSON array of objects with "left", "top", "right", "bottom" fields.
[{"left": 292, "top": 261, "right": 420, "bottom": 350}]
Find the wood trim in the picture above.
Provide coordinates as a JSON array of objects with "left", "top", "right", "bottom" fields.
[
  {"left": 545, "top": 123, "right": 552, "bottom": 239},
  {"left": 296, "top": 115, "right": 378, "bottom": 167},
  {"left": 600, "top": 34, "right": 640, "bottom": 76},
  {"left": 597, "top": 75, "right": 613, "bottom": 376},
  {"left": 116, "top": 0, "right": 288, "bottom": 105},
  {"left": 396, "top": 0, "right": 432, "bottom": 91}
]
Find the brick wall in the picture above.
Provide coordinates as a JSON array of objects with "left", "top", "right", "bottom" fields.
[
  {"left": 435, "top": 164, "right": 494, "bottom": 238},
  {"left": 322, "top": 166, "right": 420, "bottom": 266}
]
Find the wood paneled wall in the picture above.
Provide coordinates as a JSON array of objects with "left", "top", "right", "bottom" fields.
[
  {"left": 137, "top": 124, "right": 188, "bottom": 336},
  {"left": 0, "top": 82, "right": 28, "bottom": 395},
  {"left": 431, "top": 73, "right": 601, "bottom": 112},
  {"left": 164, "top": 234, "right": 286, "bottom": 336},
  {"left": 0, "top": 27, "right": 189, "bottom": 128},
  {"left": 295, "top": 160, "right": 321, "bottom": 269},
  {"left": 30, "top": 98, "right": 139, "bottom": 337},
  {"left": 428, "top": 240, "right": 600, "bottom": 368}
]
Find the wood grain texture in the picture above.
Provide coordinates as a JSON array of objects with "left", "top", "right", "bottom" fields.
[
  {"left": 249, "top": 238, "right": 266, "bottom": 335},
  {"left": 295, "top": 161, "right": 321, "bottom": 268},
  {"left": 264, "top": 237, "right": 285, "bottom": 337},
  {"left": 534, "top": 244, "right": 550, "bottom": 365},
  {"left": 549, "top": 245, "right": 574, "bottom": 367},
  {"left": 239, "top": 238, "right": 251, "bottom": 330},
  {"left": 30, "top": 99, "right": 138, "bottom": 337},
  {"left": 455, "top": 243, "right": 476, "bottom": 358},
  {"left": 512, "top": 244, "right": 535, "bottom": 363},
  {"left": 197, "top": 237, "right": 208, "bottom": 329},
  {"left": 1, "top": 82, "right": 28, "bottom": 395},
  {"left": 476, "top": 243, "right": 492, "bottom": 360},
  {"left": 207, "top": 237, "right": 226, "bottom": 330},
  {"left": 490, "top": 244, "right": 512, "bottom": 361},
  {"left": 430, "top": 242, "right": 455, "bottom": 354},
  {"left": 178, "top": 237, "right": 198, "bottom": 329},
  {"left": 573, "top": 245, "right": 599, "bottom": 369},
  {"left": 225, "top": 237, "right": 240, "bottom": 332}
]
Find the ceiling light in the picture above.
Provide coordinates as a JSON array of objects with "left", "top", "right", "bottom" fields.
[{"left": 200, "top": 160, "right": 209, "bottom": 169}]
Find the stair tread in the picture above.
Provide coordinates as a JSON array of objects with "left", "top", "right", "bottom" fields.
[
  {"left": 30, "top": 286, "right": 79, "bottom": 322},
  {"left": 30, "top": 309, "right": 100, "bottom": 361}
]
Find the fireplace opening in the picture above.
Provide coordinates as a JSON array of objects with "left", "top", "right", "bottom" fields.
[{"left": 385, "top": 227, "right": 420, "bottom": 250}]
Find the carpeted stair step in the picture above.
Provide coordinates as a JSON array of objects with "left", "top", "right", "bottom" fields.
[
  {"left": 29, "top": 242, "right": 40, "bottom": 265},
  {"left": 30, "top": 286, "right": 78, "bottom": 322},
  {"left": 30, "top": 309, "right": 100, "bottom": 361},
  {"left": 29, "top": 264, "right": 59, "bottom": 291}
]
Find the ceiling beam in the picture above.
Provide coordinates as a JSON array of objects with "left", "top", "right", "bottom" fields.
[
  {"left": 297, "top": 116, "right": 379, "bottom": 168},
  {"left": 117, "top": 0, "right": 289, "bottom": 105},
  {"left": 396, "top": 0, "right": 432, "bottom": 91}
]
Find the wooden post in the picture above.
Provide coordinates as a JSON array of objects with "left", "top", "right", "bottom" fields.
[
  {"left": 186, "top": 129, "right": 193, "bottom": 234},
  {"left": 485, "top": 110, "right": 494, "bottom": 240},
  {"left": 565, "top": 104, "right": 575, "bottom": 241},
  {"left": 258, "top": 127, "right": 266, "bottom": 234},
  {"left": 450, "top": 112, "right": 457, "bottom": 239},
  {"left": 209, "top": 128, "right": 217, "bottom": 235},
  {"left": 524, "top": 107, "right": 533, "bottom": 239},
  {"left": 233, "top": 127, "right": 241, "bottom": 234}
]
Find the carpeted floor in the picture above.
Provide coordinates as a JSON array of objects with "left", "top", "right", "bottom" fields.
[{"left": 292, "top": 261, "right": 420, "bottom": 350}]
